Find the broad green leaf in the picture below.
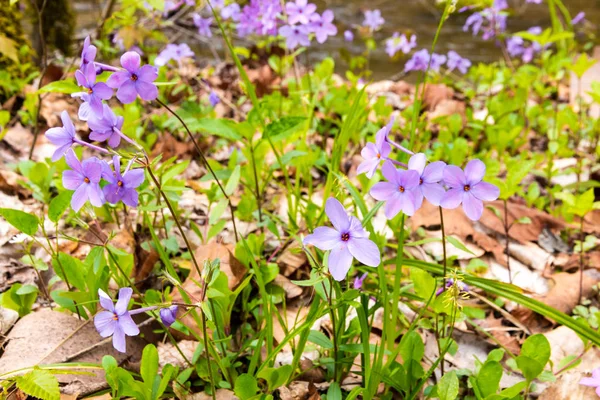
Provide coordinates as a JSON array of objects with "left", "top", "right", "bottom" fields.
[
  {"left": 411, "top": 268, "right": 436, "bottom": 299},
  {"left": 400, "top": 331, "right": 424, "bottom": 362},
  {"left": 225, "top": 165, "right": 241, "bottom": 196},
  {"left": 0, "top": 34, "right": 19, "bottom": 63},
  {"left": 0, "top": 208, "right": 38, "bottom": 236},
  {"left": 327, "top": 382, "right": 342, "bottom": 400},
  {"left": 516, "top": 355, "right": 543, "bottom": 382},
  {"left": 446, "top": 236, "right": 476, "bottom": 256},
  {"left": 308, "top": 329, "right": 333, "bottom": 349},
  {"left": 263, "top": 116, "right": 306, "bottom": 142},
  {"left": 48, "top": 191, "right": 72, "bottom": 223},
  {"left": 569, "top": 53, "right": 597, "bottom": 79},
  {"left": 256, "top": 365, "right": 292, "bottom": 391},
  {"left": 475, "top": 361, "right": 502, "bottom": 397},
  {"left": 141, "top": 344, "right": 159, "bottom": 388},
  {"left": 234, "top": 374, "right": 258, "bottom": 400},
  {"left": 0, "top": 283, "right": 38, "bottom": 316},
  {"left": 52, "top": 252, "right": 86, "bottom": 290},
  {"left": 186, "top": 118, "right": 242, "bottom": 141},
  {"left": 520, "top": 334, "right": 551, "bottom": 370},
  {"left": 37, "top": 79, "right": 80, "bottom": 94},
  {"left": 16, "top": 369, "right": 60, "bottom": 400},
  {"left": 437, "top": 370, "right": 458, "bottom": 400}
]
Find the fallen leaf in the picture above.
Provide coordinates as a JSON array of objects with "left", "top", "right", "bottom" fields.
[
  {"left": 274, "top": 274, "right": 303, "bottom": 299},
  {"left": 422, "top": 84, "right": 454, "bottom": 111}
]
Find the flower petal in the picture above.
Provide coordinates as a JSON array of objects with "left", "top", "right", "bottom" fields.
[
  {"left": 45, "top": 127, "right": 71, "bottom": 146},
  {"left": 464, "top": 159, "right": 486, "bottom": 185},
  {"left": 470, "top": 181, "right": 499, "bottom": 201},
  {"left": 75, "top": 69, "right": 88, "bottom": 88},
  {"left": 398, "top": 169, "right": 420, "bottom": 189},
  {"left": 422, "top": 161, "right": 446, "bottom": 183},
  {"left": 135, "top": 80, "right": 158, "bottom": 101},
  {"left": 347, "top": 238, "right": 380, "bottom": 267},
  {"left": 87, "top": 184, "right": 105, "bottom": 207},
  {"left": 94, "top": 311, "right": 116, "bottom": 337},
  {"left": 78, "top": 102, "right": 92, "bottom": 121},
  {"left": 112, "top": 323, "right": 127, "bottom": 353},
  {"left": 360, "top": 142, "right": 378, "bottom": 159},
  {"left": 83, "top": 158, "right": 104, "bottom": 183},
  {"left": 408, "top": 153, "right": 426, "bottom": 175},
  {"left": 71, "top": 185, "right": 89, "bottom": 212},
  {"left": 107, "top": 132, "right": 122, "bottom": 148},
  {"left": 383, "top": 194, "right": 404, "bottom": 219},
  {"left": 440, "top": 188, "right": 464, "bottom": 209},
  {"left": 118, "top": 313, "right": 140, "bottom": 336},
  {"left": 52, "top": 143, "right": 72, "bottom": 162},
  {"left": 328, "top": 245, "right": 353, "bottom": 281},
  {"left": 443, "top": 165, "right": 467, "bottom": 188},
  {"left": 115, "top": 287, "right": 133, "bottom": 315},
  {"left": 381, "top": 160, "right": 398, "bottom": 183},
  {"left": 325, "top": 197, "right": 350, "bottom": 232},
  {"left": 462, "top": 192, "right": 484, "bottom": 221},
  {"left": 98, "top": 289, "right": 114, "bottom": 311},
  {"left": 106, "top": 70, "right": 130, "bottom": 89},
  {"left": 422, "top": 182, "right": 446, "bottom": 206},
  {"left": 122, "top": 189, "right": 139, "bottom": 207},
  {"left": 357, "top": 158, "right": 380, "bottom": 179},
  {"left": 65, "top": 149, "right": 83, "bottom": 174},
  {"left": 304, "top": 226, "right": 341, "bottom": 250},
  {"left": 116, "top": 80, "right": 138, "bottom": 104},
  {"left": 370, "top": 182, "right": 397, "bottom": 201},
  {"left": 121, "top": 51, "right": 141, "bottom": 73},
  {"left": 60, "top": 111, "right": 75, "bottom": 137},
  {"left": 580, "top": 377, "right": 599, "bottom": 387},
  {"left": 94, "top": 82, "right": 113, "bottom": 100},
  {"left": 137, "top": 64, "right": 158, "bottom": 82}
]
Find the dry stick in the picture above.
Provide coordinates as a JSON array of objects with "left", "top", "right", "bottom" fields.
[
  {"left": 155, "top": 98, "right": 239, "bottom": 241},
  {"left": 28, "top": 0, "right": 49, "bottom": 160},
  {"left": 579, "top": 217, "right": 585, "bottom": 304},
  {"left": 503, "top": 199, "right": 513, "bottom": 283},
  {"left": 96, "top": 0, "right": 117, "bottom": 38}
]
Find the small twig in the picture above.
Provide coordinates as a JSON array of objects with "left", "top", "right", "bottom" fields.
[
  {"left": 503, "top": 199, "right": 513, "bottom": 283},
  {"left": 579, "top": 217, "right": 585, "bottom": 304}
]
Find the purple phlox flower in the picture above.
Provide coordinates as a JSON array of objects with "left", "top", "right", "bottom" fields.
[
  {"left": 62, "top": 150, "right": 105, "bottom": 211},
  {"left": 357, "top": 118, "right": 393, "bottom": 178},
  {"left": 506, "top": 27, "right": 542, "bottom": 63},
  {"left": 45, "top": 110, "right": 77, "bottom": 161},
  {"left": 446, "top": 51, "right": 472, "bottom": 74},
  {"left": 405, "top": 49, "right": 430, "bottom": 72},
  {"left": 458, "top": 5, "right": 475, "bottom": 13},
  {"left": 430, "top": 53, "right": 447, "bottom": 72},
  {"left": 155, "top": 43, "right": 195, "bottom": 67},
  {"left": 88, "top": 104, "right": 126, "bottom": 148},
  {"left": 209, "top": 91, "right": 220, "bottom": 107},
  {"left": 435, "top": 278, "right": 469, "bottom": 296},
  {"left": 94, "top": 288, "right": 140, "bottom": 353},
  {"left": 237, "top": 0, "right": 282, "bottom": 37},
  {"left": 102, "top": 156, "right": 145, "bottom": 207},
  {"left": 440, "top": 159, "right": 500, "bottom": 221},
  {"left": 580, "top": 367, "right": 600, "bottom": 396},
  {"left": 308, "top": 10, "right": 337, "bottom": 44},
  {"left": 464, "top": 6, "right": 507, "bottom": 40},
  {"left": 286, "top": 0, "right": 317, "bottom": 25},
  {"left": 210, "top": 0, "right": 223, "bottom": 8},
  {"left": 107, "top": 51, "right": 158, "bottom": 104},
  {"left": 526, "top": 0, "right": 542, "bottom": 3},
  {"left": 221, "top": 3, "right": 241, "bottom": 20},
  {"left": 159, "top": 305, "right": 179, "bottom": 327},
  {"left": 303, "top": 198, "right": 380, "bottom": 281},
  {"left": 572, "top": 11, "right": 585, "bottom": 25},
  {"left": 493, "top": 0, "right": 508, "bottom": 10},
  {"left": 463, "top": 12, "right": 484, "bottom": 36},
  {"left": 80, "top": 36, "right": 97, "bottom": 69},
  {"left": 370, "top": 161, "right": 421, "bottom": 218},
  {"left": 193, "top": 14, "right": 213, "bottom": 37},
  {"left": 353, "top": 273, "right": 368, "bottom": 290},
  {"left": 279, "top": 24, "right": 310, "bottom": 49},
  {"left": 407, "top": 153, "right": 446, "bottom": 208},
  {"left": 385, "top": 33, "right": 417, "bottom": 57},
  {"left": 73, "top": 64, "right": 113, "bottom": 116},
  {"left": 363, "top": 9, "right": 384, "bottom": 30},
  {"left": 344, "top": 30, "right": 354, "bottom": 42}
]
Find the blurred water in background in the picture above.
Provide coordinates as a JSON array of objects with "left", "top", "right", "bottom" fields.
[{"left": 71, "top": 0, "right": 600, "bottom": 79}]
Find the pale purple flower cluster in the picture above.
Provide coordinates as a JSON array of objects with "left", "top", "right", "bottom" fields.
[
  {"left": 385, "top": 33, "right": 417, "bottom": 57},
  {"left": 363, "top": 9, "right": 384, "bottom": 31},
  {"left": 279, "top": 0, "right": 337, "bottom": 49},
  {"left": 462, "top": 0, "right": 507, "bottom": 40},
  {"left": 506, "top": 26, "right": 542, "bottom": 63},
  {"left": 404, "top": 49, "right": 471, "bottom": 74},
  {"left": 155, "top": 43, "right": 195, "bottom": 67},
  {"left": 45, "top": 36, "right": 157, "bottom": 212},
  {"left": 94, "top": 288, "right": 179, "bottom": 352},
  {"left": 359, "top": 118, "right": 499, "bottom": 221}
]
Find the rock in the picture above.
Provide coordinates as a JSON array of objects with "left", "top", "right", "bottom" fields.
[
  {"left": 0, "top": 307, "right": 18, "bottom": 336},
  {"left": 157, "top": 340, "right": 198, "bottom": 370},
  {"left": 187, "top": 389, "right": 238, "bottom": 400}
]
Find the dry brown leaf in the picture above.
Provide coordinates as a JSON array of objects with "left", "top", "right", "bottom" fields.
[
  {"left": 534, "top": 272, "right": 597, "bottom": 315},
  {"left": 187, "top": 389, "right": 239, "bottom": 400},
  {"left": 274, "top": 274, "right": 303, "bottom": 299},
  {"left": 278, "top": 246, "right": 307, "bottom": 276},
  {"left": 540, "top": 349, "right": 600, "bottom": 400},
  {"left": 478, "top": 314, "right": 521, "bottom": 355},
  {"left": 0, "top": 169, "right": 29, "bottom": 198},
  {"left": 278, "top": 381, "right": 310, "bottom": 400},
  {"left": 422, "top": 84, "right": 454, "bottom": 111}
]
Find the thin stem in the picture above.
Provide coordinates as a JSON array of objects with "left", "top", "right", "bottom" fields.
[
  {"left": 503, "top": 199, "right": 513, "bottom": 283},
  {"left": 579, "top": 216, "right": 585, "bottom": 304},
  {"left": 385, "top": 158, "right": 408, "bottom": 168},
  {"left": 386, "top": 138, "right": 414, "bottom": 156},
  {"left": 74, "top": 138, "right": 110, "bottom": 154},
  {"left": 201, "top": 308, "right": 217, "bottom": 400},
  {"left": 156, "top": 98, "right": 238, "bottom": 241},
  {"left": 439, "top": 207, "right": 448, "bottom": 283},
  {"left": 114, "top": 128, "right": 142, "bottom": 149},
  {"left": 323, "top": 277, "right": 339, "bottom": 382},
  {"left": 388, "top": 214, "right": 406, "bottom": 350},
  {"left": 249, "top": 141, "right": 263, "bottom": 225}
]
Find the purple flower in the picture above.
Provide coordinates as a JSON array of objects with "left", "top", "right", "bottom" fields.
[
  {"left": 580, "top": 367, "right": 600, "bottom": 396},
  {"left": 279, "top": 24, "right": 310, "bottom": 49},
  {"left": 526, "top": 0, "right": 542, "bottom": 3},
  {"left": 304, "top": 198, "right": 380, "bottom": 281},
  {"left": 440, "top": 159, "right": 500, "bottom": 221},
  {"left": 62, "top": 150, "right": 105, "bottom": 211},
  {"left": 344, "top": 30, "right": 354, "bottom": 42},
  {"left": 572, "top": 11, "right": 585, "bottom": 25},
  {"left": 155, "top": 43, "right": 195, "bottom": 67},
  {"left": 159, "top": 305, "right": 179, "bottom": 327},
  {"left": 94, "top": 288, "right": 139, "bottom": 353},
  {"left": 407, "top": 153, "right": 446, "bottom": 208},
  {"left": 370, "top": 161, "right": 421, "bottom": 218},
  {"left": 88, "top": 104, "right": 125, "bottom": 148},
  {"left": 446, "top": 51, "right": 472, "bottom": 74},
  {"left": 45, "top": 111, "right": 77, "bottom": 161},
  {"left": 493, "top": 0, "right": 508, "bottom": 10},
  {"left": 107, "top": 52, "right": 158, "bottom": 104},
  {"left": 405, "top": 49, "right": 430, "bottom": 72},
  {"left": 73, "top": 64, "right": 113, "bottom": 115},
  {"left": 363, "top": 9, "right": 384, "bottom": 30},
  {"left": 506, "top": 27, "right": 542, "bottom": 63},
  {"left": 237, "top": 0, "right": 282, "bottom": 37},
  {"left": 464, "top": 6, "right": 507, "bottom": 40},
  {"left": 102, "top": 156, "right": 145, "bottom": 207},
  {"left": 309, "top": 10, "right": 337, "bottom": 44},
  {"left": 193, "top": 14, "right": 213, "bottom": 37},
  {"left": 385, "top": 33, "right": 417, "bottom": 57},
  {"left": 430, "top": 53, "right": 447, "bottom": 71},
  {"left": 221, "top": 3, "right": 241, "bottom": 20},
  {"left": 286, "top": 0, "right": 317, "bottom": 25},
  {"left": 209, "top": 91, "right": 220, "bottom": 107},
  {"left": 357, "top": 119, "right": 393, "bottom": 178},
  {"left": 353, "top": 273, "right": 368, "bottom": 290},
  {"left": 80, "top": 36, "right": 97, "bottom": 69}
]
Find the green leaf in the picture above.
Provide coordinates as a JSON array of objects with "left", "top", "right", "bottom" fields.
[
  {"left": 16, "top": 369, "right": 60, "bottom": 400},
  {"left": 225, "top": 165, "right": 241, "bottom": 196},
  {"left": 516, "top": 356, "right": 544, "bottom": 382},
  {"left": 308, "top": 329, "right": 333, "bottom": 349},
  {"left": 263, "top": 116, "right": 306, "bottom": 142},
  {"left": 446, "top": 236, "right": 476, "bottom": 256},
  {"left": 411, "top": 268, "right": 436, "bottom": 299},
  {"left": 37, "top": 79, "right": 80, "bottom": 94},
  {"left": 48, "top": 191, "right": 72, "bottom": 223},
  {"left": 517, "top": 333, "right": 550, "bottom": 381},
  {"left": 52, "top": 252, "right": 86, "bottom": 290},
  {"left": 145, "top": 0, "right": 164, "bottom": 11},
  {"left": 327, "top": 382, "right": 342, "bottom": 400},
  {"left": 0, "top": 208, "right": 38, "bottom": 236},
  {"left": 256, "top": 365, "right": 292, "bottom": 391},
  {"left": 0, "top": 34, "right": 19, "bottom": 63},
  {"left": 437, "top": 370, "right": 459, "bottom": 400},
  {"left": 400, "top": 331, "right": 424, "bottom": 362},
  {"left": 475, "top": 361, "right": 502, "bottom": 397},
  {"left": 234, "top": 374, "right": 258, "bottom": 400},
  {"left": 0, "top": 282, "right": 37, "bottom": 316},
  {"left": 141, "top": 344, "right": 159, "bottom": 388},
  {"left": 186, "top": 118, "right": 242, "bottom": 141}
]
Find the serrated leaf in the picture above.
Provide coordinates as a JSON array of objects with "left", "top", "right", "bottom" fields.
[
  {"left": 37, "top": 80, "right": 80, "bottom": 94},
  {"left": 17, "top": 369, "right": 60, "bottom": 400},
  {"left": 0, "top": 208, "right": 39, "bottom": 236},
  {"left": 48, "top": 191, "right": 72, "bottom": 223}
]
